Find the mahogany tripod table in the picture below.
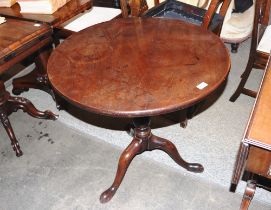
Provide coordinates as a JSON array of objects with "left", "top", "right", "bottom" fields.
[
  {"left": 0, "top": 18, "right": 57, "bottom": 156},
  {"left": 47, "top": 18, "right": 230, "bottom": 203}
]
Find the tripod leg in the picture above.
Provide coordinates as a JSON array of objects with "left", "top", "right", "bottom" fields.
[
  {"left": 149, "top": 135, "right": 204, "bottom": 173},
  {"left": 8, "top": 96, "right": 58, "bottom": 120},
  {"left": 100, "top": 137, "right": 145, "bottom": 203}
]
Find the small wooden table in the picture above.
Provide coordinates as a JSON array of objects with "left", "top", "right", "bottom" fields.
[
  {"left": 0, "top": 0, "right": 92, "bottom": 98},
  {"left": 0, "top": 18, "right": 57, "bottom": 156},
  {"left": 230, "top": 57, "right": 271, "bottom": 210},
  {"left": 47, "top": 18, "right": 230, "bottom": 203}
]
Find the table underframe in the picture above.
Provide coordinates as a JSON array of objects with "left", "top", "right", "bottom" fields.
[{"left": 100, "top": 117, "right": 204, "bottom": 203}]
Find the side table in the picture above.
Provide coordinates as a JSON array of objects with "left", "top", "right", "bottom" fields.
[
  {"left": 0, "top": 18, "right": 57, "bottom": 156},
  {"left": 47, "top": 18, "right": 230, "bottom": 203},
  {"left": 230, "top": 57, "right": 271, "bottom": 209}
]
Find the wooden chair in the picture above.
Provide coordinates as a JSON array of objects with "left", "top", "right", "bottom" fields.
[
  {"left": 121, "top": 0, "right": 231, "bottom": 35},
  {"left": 120, "top": 0, "right": 211, "bottom": 18},
  {"left": 230, "top": 0, "right": 271, "bottom": 102}
]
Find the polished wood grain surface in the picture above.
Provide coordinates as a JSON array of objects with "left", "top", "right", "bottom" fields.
[
  {"left": 0, "top": 0, "right": 92, "bottom": 27},
  {"left": 0, "top": 18, "right": 51, "bottom": 73},
  {"left": 245, "top": 58, "right": 271, "bottom": 150},
  {"left": 47, "top": 18, "right": 230, "bottom": 117}
]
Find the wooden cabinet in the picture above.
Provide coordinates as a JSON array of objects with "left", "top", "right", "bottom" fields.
[{"left": 231, "top": 57, "right": 271, "bottom": 210}]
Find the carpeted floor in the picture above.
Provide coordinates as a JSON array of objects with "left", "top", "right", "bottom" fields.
[{"left": 0, "top": 111, "right": 270, "bottom": 210}]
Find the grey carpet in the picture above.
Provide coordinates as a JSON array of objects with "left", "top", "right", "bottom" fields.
[{"left": 0, "top": 113, "right": 270, "bottom": 210}]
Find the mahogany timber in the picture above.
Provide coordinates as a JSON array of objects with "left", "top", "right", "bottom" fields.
[
  {"left": 230, "top": 57, "right": 271, "bottom": 209},
  {"left": 47, "top": 18, "right": 230, "bottom": 203},
  {"left": 0, "top": 18, "right": 57, "bottom": 156}
]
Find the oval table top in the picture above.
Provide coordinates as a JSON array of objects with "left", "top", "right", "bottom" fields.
[{"left": 47, "top": 18, "right": 230, "bottom": 118}]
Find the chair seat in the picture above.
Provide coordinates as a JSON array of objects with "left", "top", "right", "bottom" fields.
[
  {"left": 144, "top": 0, "right": 223, "bottom": 31},
  {"left": 62, "top": 6, "right": 121, "bottom": 32},
  {"left": 220, "top": 2, "right": 255, "bottom": 42},
  {"left": 257, "top": 25, "right": 271, "bottom": 54}
]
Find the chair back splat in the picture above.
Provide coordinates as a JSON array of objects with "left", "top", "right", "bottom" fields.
[
  {"left": 120, "top": 0, "right": 149, "bottom": 17},
  {"left": 122, "top": 0, "right": 231, "bottom": 35},
  {"left": 202, "top": 0, "right": 230, "bottom": 30}
]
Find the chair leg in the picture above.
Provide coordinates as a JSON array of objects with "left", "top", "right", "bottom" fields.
[
  {"left": 240, "top": 180, "right": 256, "bottom": 210},
  {"left": 180, "top": 109, "right": 188, "bottom": 128},
  {"left": 230, "top": 57, "right": 255, "bottom": 102},
  {"left": 231, "top": 43, "right": 240, "bottom": 53}
]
